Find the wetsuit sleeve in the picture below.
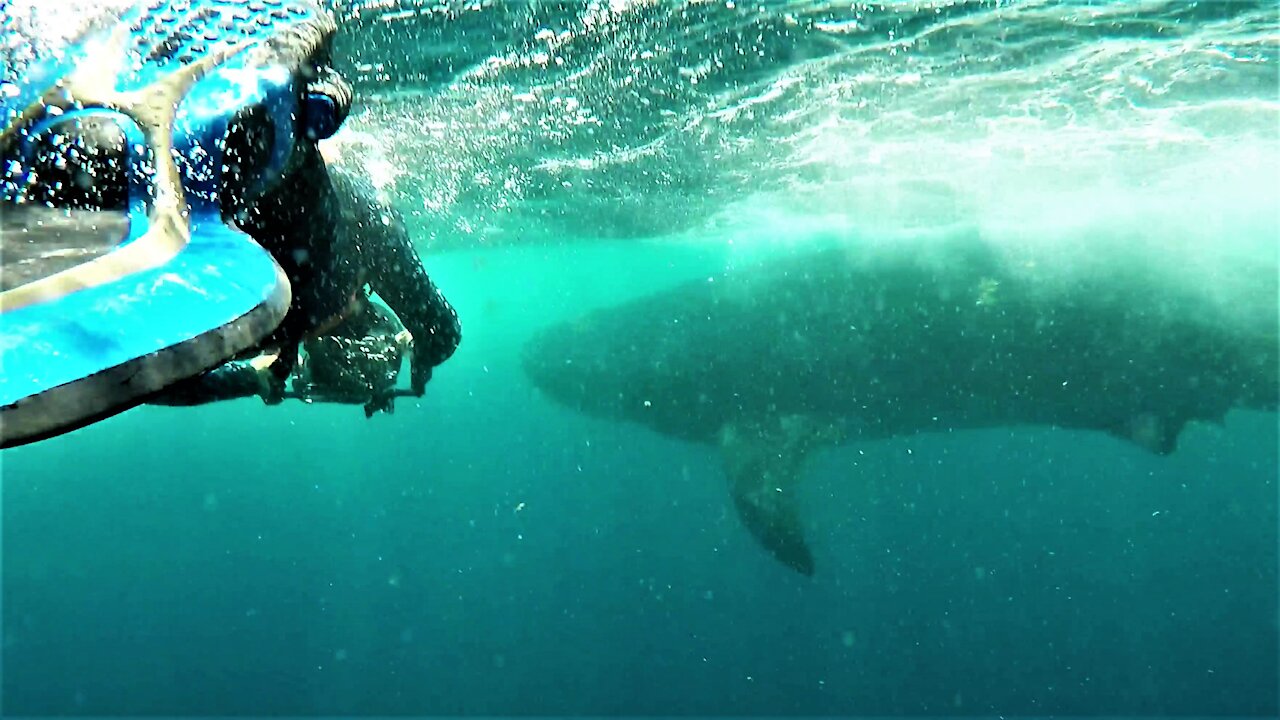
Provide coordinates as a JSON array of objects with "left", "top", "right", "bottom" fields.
[
  {"left": 342, "top": 177, "right": 462, "bottom": 382},
  {"left": 148, "top": 360, "right": 267, "bottom": 406}
]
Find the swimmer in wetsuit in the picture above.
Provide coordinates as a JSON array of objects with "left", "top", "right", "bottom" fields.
[
  {"left": 156, "top": 161, "right": 463, "bottom": 416},
  {"left": 152, "top": 7, "right": 461, "bottom": 416},
  {"left": 0, "top": 0, "right": 458, "bottom": 445}
]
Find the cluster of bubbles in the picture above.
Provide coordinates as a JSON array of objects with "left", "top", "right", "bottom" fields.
[
  {"left": 3, "top": 1, "right": 1273, "bottom": 254},
  {"left": 316, "top": 1, "right": 1276, "bottom": 255}
]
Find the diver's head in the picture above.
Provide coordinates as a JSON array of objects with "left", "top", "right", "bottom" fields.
[
  {"left": 212, "top": 2, "right": 354, "bottom": 220},
  {"left": 220, "top": 59, "right": 353, "bottom": 221}
]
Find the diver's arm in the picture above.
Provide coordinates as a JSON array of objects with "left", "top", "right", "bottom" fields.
[
  {"left": 338, "top": 175, "right": 461, "bottom": 393},
  {"left": 148, "top": 359, "right": 274, "bottom": 406},
  {"left": 370, "top": 223, "right": 461, "bottom": 371}
]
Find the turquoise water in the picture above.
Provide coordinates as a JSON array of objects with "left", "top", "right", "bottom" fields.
[{"left": 3, "top": 0, "right": 1279, "bottom": 714}]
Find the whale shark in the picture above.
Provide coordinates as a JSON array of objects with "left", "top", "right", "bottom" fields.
[{"left": 521, "top": 235, "right": 1278, "bottom": 574}]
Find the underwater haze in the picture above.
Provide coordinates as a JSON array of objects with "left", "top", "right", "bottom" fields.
[{"left": 4, "top": 0, "right": 1279, "bottom": 715}]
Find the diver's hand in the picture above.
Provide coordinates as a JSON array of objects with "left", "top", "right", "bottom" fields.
[
  {"left": 411, "top": 355, "right": 433, "bottom": 396},
  {"left": 396, "top": 330, "right": 432, "bottom": 397},
  {"left": 249, "top": 351, "right": 287, "bottom": 405},
  {"left": 364, "top": 392, "right": 396, "bottom": 418}
]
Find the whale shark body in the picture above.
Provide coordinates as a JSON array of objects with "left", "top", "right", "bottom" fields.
[{"left": 521, "top": 235, "right": 1278, "bottom": 574}]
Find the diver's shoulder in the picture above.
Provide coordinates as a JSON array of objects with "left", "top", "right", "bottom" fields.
[
  {"left": 326, "top": 164, "right": 372, "bottom": 198},
  {"left": 327, "top": 165, "right": 392, "bottom": 213},
  {"left": 324, "top": 163, "right": 407, "bottom": 245}
]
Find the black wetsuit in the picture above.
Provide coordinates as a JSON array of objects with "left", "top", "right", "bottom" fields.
[{"left": 156, "top": 147, "right": 460, "bottom": 406}]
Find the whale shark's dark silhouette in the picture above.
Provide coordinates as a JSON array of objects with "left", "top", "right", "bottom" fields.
[{"left": 522, "top": 236, "right": 1278, "bottom": 574}]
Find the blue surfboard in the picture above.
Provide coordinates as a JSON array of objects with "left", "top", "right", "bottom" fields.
[{"left": 0, "top": 0, "right": 336, "bottom": 447}]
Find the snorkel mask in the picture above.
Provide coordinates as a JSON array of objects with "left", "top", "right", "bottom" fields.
[{"left": 0, "top": 0, "right": 352, "bottom": 447}]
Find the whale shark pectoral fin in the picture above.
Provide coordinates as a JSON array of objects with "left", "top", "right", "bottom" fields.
[
  {"left": 1109, "top": 412, "right": 1188, "bottom": 456},
  {"left": 727, "top": 466, "right": 814, "bottom": 576},
  {"left": 718, "top": 415, "right": 838, "bottom": 576}
]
